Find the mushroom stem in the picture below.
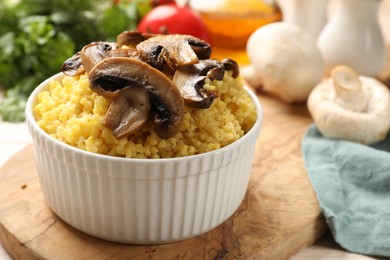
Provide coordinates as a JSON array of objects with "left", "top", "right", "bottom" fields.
[
  {"left": 104, "top": 86, "right": 151, "bottom": 139},
  {"left": 330, "top": 65, "right": 370, "bottom": 112}
]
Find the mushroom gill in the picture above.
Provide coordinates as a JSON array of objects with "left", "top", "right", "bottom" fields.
[{"left": 89, "top": 57, "right": 184, "bottom": 139}]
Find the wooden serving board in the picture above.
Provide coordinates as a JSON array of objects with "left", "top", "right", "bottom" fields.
[{"left": 0, "top": 93, "right": 328, "bottom": 260}]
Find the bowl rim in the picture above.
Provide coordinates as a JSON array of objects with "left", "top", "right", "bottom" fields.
[{"left": 26, "top": 72, "right": 263, "bottom": 163}]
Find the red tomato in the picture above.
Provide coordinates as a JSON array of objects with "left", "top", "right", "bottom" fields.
[{"left": 137, "top": 3, "right": 210, "bottom": 43}]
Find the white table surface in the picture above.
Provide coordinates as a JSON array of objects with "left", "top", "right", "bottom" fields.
[{"left": 0, "top": 0, "right": 389, "bottom": 259}]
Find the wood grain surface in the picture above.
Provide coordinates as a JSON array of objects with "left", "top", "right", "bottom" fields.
[{"left": 0, "top": 93, "right": 327, "bottom": 260}]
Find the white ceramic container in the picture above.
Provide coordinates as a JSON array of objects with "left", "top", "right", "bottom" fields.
[
  {"left": 278, "top": 0, "right": 328, "bottom": 39},
  {"left": 317, "top": 0, "right": 386, "bottom": 76},
  {"left": 25, "top": 73, "right": 263, "bottom": 244}
]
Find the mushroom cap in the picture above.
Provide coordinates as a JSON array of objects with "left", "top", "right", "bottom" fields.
[
  {"left": 308, "top": 76, "right": 390, "bottom": 144},
  {"left": 246, "top": 22, "right": 324, "bottom": 103}
]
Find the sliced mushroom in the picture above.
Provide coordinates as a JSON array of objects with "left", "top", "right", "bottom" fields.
[
  {"left": 136, "top": 34, "right": 211, "bottom": 70},
  {"left": 89, "top": 57, "right": 143, "bottom": 97},
  {"left": 116, "top": 31, "right": 155, "bottom": 48},
  {"left": 190, "top": 38, "right": 212, "bottom": 60},
  {"left": 89, "top": 57, "right": 184, "bottom": 139},
  {"left": 61, "top": 41, "right": 140, "bottom": 76},
  {"left": 104, "top": 86, "right": 151, "bottom": 139},
  {"left": 81, "top": 42, "right": 115, "bottom": 73},
  {"left": 61, "top": 52, "right": 86, "bottom": 76},
  {"left": 81, "top": 42, "right": 118, "bottom": 73},
  {"left": 173, "top": 59, "right": 225, "bottom": 108},
  {"left": 221, "top": 58, "right": 240, "bottom": 78}
]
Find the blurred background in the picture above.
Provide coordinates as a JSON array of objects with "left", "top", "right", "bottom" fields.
[
  {"left": 0, "top": 0, "right": 389, "bottom": 122},
  {"left": 0, "top": 0, "right": 282, "bottom": 122}
]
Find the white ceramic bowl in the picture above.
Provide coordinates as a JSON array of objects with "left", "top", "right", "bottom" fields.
[{"left": 26, "top": 73, "right": 263, "bottom": 244}]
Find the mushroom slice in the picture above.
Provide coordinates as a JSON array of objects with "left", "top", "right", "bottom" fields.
[
  {"left": 104, "top": 86, "right": 151, "bottom": 139},
  {"left": 89, "top": 57, "right": 184, "bottom": 138},
  {"left": 173, "top": 59, "right": 225, "bottom": 108},
  {"left": 89, "top": 57, "right": 144, "bottom": 97},
  {"left": 61, "top": 52, "right": 86, "bottom": 76},
  {"left": 80, "top": 41, "right": 141, "bottom": 74},
  {"left": 136, "top": 34, "right": 211, "bottom": 70},
  {"left": 61, "top": 41, "right": 139, "bottom": 76},
  {"left": 222, "top": 58, "right": 240, "bottom": 78},
  {"left": 116, "top": 31, "right": 155, "bottom": 48},
  {"left": 81, "top": 42, "right": 118, "bottom": 73},
  {"left": 189, "top": 37, "right": 212, "bottom": 60}
]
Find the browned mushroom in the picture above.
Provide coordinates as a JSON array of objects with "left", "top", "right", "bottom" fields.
[
  {"left": 61, "top": 52, "right": 86, "bottom": 77},
  {"left": 136, "top": 34, "right": 211, "bottom": 71},
  {"left": 89, "top": 57, "right": 184, "bottom": 139},
  {"left": 116, "top": 31, "right": 155, "bottom": 48},
  {"left": 104, "top": 86, "right": 151, "bottom": 139},
  {"left": 81, "top": 42, "right": 117, "bottom": 73},
  {"left": 81, "top": 42, "right": 141, "bottom": 73},
  {"left": 61, "top": 41, "right": 141, "bottom": 77},
  {"left": 172, "top": 59, "right": 225, "bottom": 108},
  {"left": 221, "top": 58, "right": 240, "bottom": 78}
]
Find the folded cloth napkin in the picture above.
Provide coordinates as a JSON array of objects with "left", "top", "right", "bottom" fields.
[{"left": 302, "top": 124, "right": 390, "bottom": 257}]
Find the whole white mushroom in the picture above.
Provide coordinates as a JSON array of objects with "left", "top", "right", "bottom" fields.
[
  {"left": 308, "top": 65, "right": 390, "bottom": 145},
  {"left": 244, "top": 22, "right": 324, "bottom": 103}
]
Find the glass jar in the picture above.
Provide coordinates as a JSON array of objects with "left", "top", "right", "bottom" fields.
[{"left": 190, "top": 0, "right": 282, "bottom": 64}]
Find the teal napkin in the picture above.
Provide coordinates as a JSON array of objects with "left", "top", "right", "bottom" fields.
[{"left": 302, "top": 124, "right": 390, "bottom": 257}]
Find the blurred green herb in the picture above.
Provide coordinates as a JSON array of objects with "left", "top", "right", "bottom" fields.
[{"left": 0, "top": 0, "right": 152, "bottom": 122}]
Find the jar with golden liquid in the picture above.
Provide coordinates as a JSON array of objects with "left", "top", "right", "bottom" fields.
[{"left": 189, "top": 0, "right": 282, "bottom": 64}]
